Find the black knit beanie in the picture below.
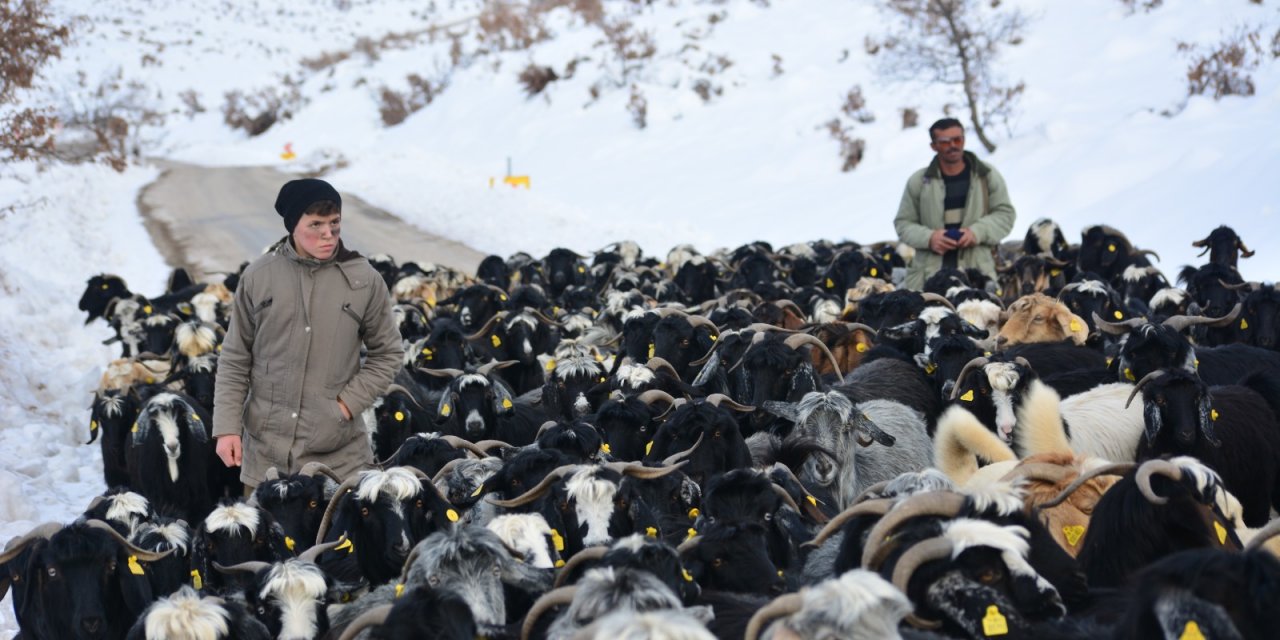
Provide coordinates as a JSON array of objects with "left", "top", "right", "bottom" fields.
[{"left": 275, "top": 178, "right": 341, "bottom": 233}]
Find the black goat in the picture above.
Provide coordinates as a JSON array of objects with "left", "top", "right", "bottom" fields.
[
  {"left": 126, "top": 391, "right": 215, "bottom": 524},
  {"left": 1190, "top": 225, "right": 1254, "bottom": 270},
  {"left": 1127, "top": 368, "right": 1280, "bottom": 527},
  {"left": 643, "top": 395, "right": 755, "bottom": 485},
  {"left": 189, "top": 500, "right": 292, "bottom": 595},
  {"left": 252, "top": 462, "right": 342, "bottom": 554},
  {"left": 426, "top": 362, "right": 543, "bottom": 445}
]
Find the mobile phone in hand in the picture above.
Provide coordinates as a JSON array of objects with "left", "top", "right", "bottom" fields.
[{"left": 944, "top": 228, "right": 963, "bottom": 241}]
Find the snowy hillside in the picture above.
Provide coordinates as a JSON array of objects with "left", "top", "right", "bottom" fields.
[{"left": 1, "top": 0, "right": 1278, "bottom": 631}]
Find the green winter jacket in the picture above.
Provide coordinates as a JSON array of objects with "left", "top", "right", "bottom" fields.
[
  {"left": 213, "top": 237, "right": 402, "bottom": 487},
  {"left": 894, "top": 151, "right": 1016, "bottom": 290}
]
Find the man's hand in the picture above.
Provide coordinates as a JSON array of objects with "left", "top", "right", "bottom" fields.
[
  {"left": 216, "top": 435, "right": 242, "bottom": 468},
  {"left": 338, "top": 397, "right": 352, "bottom": 421},
  {"left": 929, "top": 229, "right": 958, "bottom": 255},
  {"left": 956, "top": 228, "right": 979, "bottom": 249}
]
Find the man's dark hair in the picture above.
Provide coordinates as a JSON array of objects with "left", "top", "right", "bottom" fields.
[
  {"left": 928, "top": 118, "right": 964, "bottom": 141},
  {"left": 303, "top": 200, "right": 341, "bottom": 216}
]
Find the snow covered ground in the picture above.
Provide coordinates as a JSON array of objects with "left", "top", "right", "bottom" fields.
[{"left": 0, "top": 0, "right": 1277, "bottom": 630}]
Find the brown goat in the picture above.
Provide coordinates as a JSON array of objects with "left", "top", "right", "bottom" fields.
[
  {"left": 996, "top": 293, "right": 1089, "bottom": 347},
  {"left": 1004, "top": 453, "right": 1121, "bottom": 557},
  {"left": 810, "top": 322, "right": 877, "bottom": 375}
]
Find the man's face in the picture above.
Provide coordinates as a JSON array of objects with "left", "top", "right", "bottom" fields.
[
  {"left": 930, "top": 126, "right": 965, "bottom": 162},
  {"left": 293, "top": 211, "right": 341, "bottom": 260}
]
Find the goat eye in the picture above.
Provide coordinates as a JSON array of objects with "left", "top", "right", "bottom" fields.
[
  {"left": 46, "top": 567, "right": 57, "bottom": 578},
  {"left": 416, "top": 499, "right": 424, "bottom": 509},
  {"left": 978, "top": 568, "right": 1002, "bottom": 584},
  {"left": 360, "top": 506, "right": 370, "bottom": 517},
  {"left": 712, "top": 558, "right": 723, "bottom": 568},
  {"left": 491, "top": 565, "right": 501, "bottom": 576},
  {"left": 428, "top": 575, "right": 440, "bottom": 586},
  {"left": 308, "top": 500, "right": 319, "bottom": 509},
  {"left": 258, "top": 606, "right": 266, "bottom": 616}
]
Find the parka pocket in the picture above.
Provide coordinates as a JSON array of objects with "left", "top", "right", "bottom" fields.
[
  {"left": 328, "top": 299, "right": 365, "bottom": 387},
  {"left": 307, "top": 386, "right": 361, "bottom": 454}
]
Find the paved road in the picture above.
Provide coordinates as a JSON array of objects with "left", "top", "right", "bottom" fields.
[{"left": 138, "top": 161, "right": 485, "bottom": 279}]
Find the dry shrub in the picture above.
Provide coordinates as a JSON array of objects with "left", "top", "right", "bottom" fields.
[
  {"left": 1, "top": 0, "right": 70, "bottom": 165},
  {"left": 627, "top": 84, "right": 647, "bottom": 129},
  {"left": 222, "top": 81, "right": 303, "bottom": 136},
  {"left": 378, "top": 73, "right": 447, "bottom": 126},
  {"left": 1178, "top": 25, "right": 1275, "bottom": 100},
  {"left": 378, "top": 87, "right": 409, "bottom": 126},
  {"left": 178, "top": 89, "right": 205, "bottom": 117},
  {"left": 771, "top": 53, "right": 784, "bottom": 76},
  {"left": 518, "top": 64, "right": 559, "bottom": 97},
  {"left": 301, "top": 49, "right": 351, "bottom": 71},
  {"left": 824, "top": 119, "right": 866, "bottom": 172},
  {"left": 478, "top": 1, "right": 550, "bottom": 51},
  {"left": 901, "top": 107, "right": 919, "bottom": 129},
  {"left": 0, "top": 108, "right": 57, "bottom": 163},
  {"left": 598, "top": 17, "right": 656, "bottom": 86},
  {"left": 691, "top": 78, "right": 721, "bottom": 102},
  {"left": 58, "top": 74, "right": 164, "bottom": 170},
  {"left": 841, "top": 86, "right": 875, "bottom": 124}
]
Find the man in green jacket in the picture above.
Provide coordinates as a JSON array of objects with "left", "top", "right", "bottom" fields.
[
  {"left": 213, "top": 178, "right": 403, "bottom": 489},
  {"left": 894, "top": 118, "right": 1017, "bottom": 291}
]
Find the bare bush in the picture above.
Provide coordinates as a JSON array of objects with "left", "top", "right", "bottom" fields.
[
  {"left": 771, "top": 53, "right": 784, "bottom": 76},
  {"left": 841, "top": 86, "right": 875, "bottom": 124},
  {"left": 178, "top": 89, "right": 205, "bottom": 118},
  {"left": 60, "top": 74, "right": 164, "bottom": 171},
  {"left": 0, "top": 108, "right": 57, "bottom": 164},
  {"left": 378, "top": 87, "right": 409, "bottom": 126},
  {"left": 869, "top": 0, "right": 1028, "bottom": 153},
  {"left": 902, "top": 106, "right": 919, "bottom": 129},
  {"left": 478, "top": 1, "right": 551, "bottom": 51},
  {"left": 222, "top": 81, "right": 304, "bottom": 137},
  {"left": 1117, "top": 0, "right": 1163, "bottom": 12},
  {"left": 301, "top": 49, "right": 352, "bottom": 71},
  {"left": 627, "top": 83, "right": 647, "bottom": 129},
  {"left": 691, "top": 78, "right": 722, "bottom": 102},
  {"left": 518, "top": 64, "right": 559, "bottom": 97},
  {"left": 1178, "top": 25, "right": 1275, "bottom": 100},
  {"left": 378, "top": 72, "right": 447, "bottom": 126},
  {"left": 596, "top": 17, "right": 656, "bottom": 87},
  {"left": 1, "top": 0, "right": 70, "bottom": 166},
  {"left": 824, "top": 119, "right": 866, "bottom": 172}
]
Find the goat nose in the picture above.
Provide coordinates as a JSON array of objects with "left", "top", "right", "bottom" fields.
[{"left": 81, "top": 617, "right": 104, "bottom": 634}]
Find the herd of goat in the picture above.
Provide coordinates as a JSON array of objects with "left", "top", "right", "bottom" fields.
[{"left": 4, "top": 220, "right": 1280, "bottom": 639}]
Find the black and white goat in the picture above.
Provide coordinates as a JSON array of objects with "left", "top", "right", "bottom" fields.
[
  {"left": 126, "top": 391, "right": 216, "bottom": 524},
  {"left": 126, "top": 585, "right": 271, "bottom": 640},
  {"left": 189, "top": 500, "right": 292, "bottom": 595}
]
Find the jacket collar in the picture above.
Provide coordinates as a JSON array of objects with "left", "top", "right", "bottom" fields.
[
  {"left": 273, "top": 236, "right": 368, "bottom": 288},
  {"left": 924, "top": 150, "right": 990, "bottom": 180}
]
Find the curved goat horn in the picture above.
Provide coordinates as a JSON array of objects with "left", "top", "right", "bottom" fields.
[
  {"left": 890, "top": 537, "right": 952, "bottom": 630},
  {"left": 705, "top": 394, "right": 756, "bottom": 412},
  {"left": 802, "top": 498, "right": 893, "bottom": 549},
  {"left": 1237, "top": 239, "right": 1255, "bottom": 258},
  {"left": 431, "top": 458, "right": 465, "bottom": 485},
  {"left": 552, "top": 545, "right": 608, "bottom": 589},
  {"left": 783, "top": 333, "right": 843, "bottom": 379},
  {"left": 383, "top": 384, "right": 424, "bottom": 411},
  {"left": 415, "top": 367, "right": 466, "bottom": 379},
  {"left": 0, "top": 522, "right": 63, "bottom": 564},
  {"left": 1162, "top": 303, "right": 1242, "bottom": 333},
  {"left": 298, "top": 535, "right": 349, "bottom": 564},
  {"left": 476, "top": 360, "right": 520, "bottom": 377},
  {"left": 644, "top": 357, "right": 681, "bottom": 380},
  {"left": 949, "top": 356, "right": 991, "bottom": 400},
  {"left": 662, "top": 433, "right": 705, "bottom": 466},
  {"left": 338, "top": 604, "right": 393, "bottom": 640},
  {"left": 463, "top": 311, "right": 508, "bottom": 341},
  {"left": 1033, "top": 462, "right": 1135, "bottom": 511},
  {"left": 264, "top": 467, "right": 281, "bottom": 482},
  {"left": 743, "top": 593, "right": 804, "bottom": 640},
  {"left": 1092, "top": 311, "right": 1145, "bottom": 336},
  {"left": 920, "top": 292, "right": 955, "bottom": 310},
  {"left": 637, "top": 389, "right": 677, "bottom": 407},
  {"left": 521, "top": 586, "right": 579, "bottom": 640},
  {"left": 861, "top": 492, "right": 967, "bottom": 570},
  {"left": 213, "top": 560, "right": 272, "bottom": 575},
  {"left": 1245, "top": 518, "right": 1280, "bottom": 552},
  {"left": 440, "top": 435, "right": 489, "bottom": 458},
  {"left": 1125, "top": 370, "right": 1168, "bottom": 409},
  {"left": 84, "top": 520, "right": 173, "bottom": 562},
  {"left": 299, "top": 462, "right": 343, "bottom": 483},
  {"left": 1218, "top": 279, "right": 1256, "bottom": 293},
  {"left": 315, "top": 474, "right": 365, "bottom": 546},
  {"left": 1135, "top": 459, "right": 1185, "bottom": 505},
  {"left": 488, "top": 465, "right": 583, "bottom": 509}
]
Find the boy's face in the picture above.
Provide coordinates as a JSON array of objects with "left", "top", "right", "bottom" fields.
[{"left": 293, "top": 212, "right": 341, "bottom": 260}]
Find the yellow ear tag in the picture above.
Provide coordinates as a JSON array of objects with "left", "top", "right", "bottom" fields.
[
  {"left": 90, "top": 420, "right": 98, "bottom": 432},
  {"left": 395, "top": 583, "right": 405, "bottom": 598},
  {"left": 1062, "top": 525, "right": 1085, "bottom": 547},
  {"left": 1124, "top": 368, "right": 1135, "bottom": 382},
  {"left": 648, "top": 343, "right": 655, "bottom": 359},
  {"left": 1050, "top": 269, "right": 1062, "bottom": 277},
  {"left": 446, "top": 509, "right": 460, "bottom": 523},
  {"left": 960, "top": 389, "right": 975, "bottom": 402},
  {"left": 554, "top": 558, "right": 565, "bottom": 568},
  {"left": 646, "top": 527, "right": 658, "bottom": 538},
  {"left": 682, "top": 569, "right": 694, "bottom": 582},
  {"left": 688, "top": 508, "right": 700, "bottom": 519},
  {"left": 491, "top": 334, "right": 502, "bottom": 348},
  {"left": 500, "top": 294, "right": 508, "bottom": 301},
  {"left": 550, "top": 529, "right": 565, "bottom": 552},
  {"left": 1211, "top": 409, "right": 1219, "bottom": 421},
  {"left": 1106, "top": 357, "right": 1113, "bottom": 367},
  {"left": 335, "top": 538, "right": 354, "bottom": 554},
  {"left": 856, "top": 343, "right": 868, "bottom": 353},
  {"left": 709, "top": 334, "right": 717, "bottom": 342},
  {"left": 421, "top": 347, "right": 433, "bottom": 356},
  {"left": 806, "top": 495, "right": 818, "bottom": 507},
  {"left": 600, "top": 443, "right": 611, "bottom": 454},
  {"left": 131, "top": 422, "right": 139, "bottom": 433},
  {"left": 1179, "top": 621, "right": 1205, "bottom": 640},
  {"left": 143, "top": 305, "right": 153, "bottom": 314},
  {"left": 884, "top": 253, "right": 892, "bottom": 260},
  {"left": 441, "top": 403, "right": 452, "bottom": 417},
  {"left": 394, "top": 411, "right": 405, "bottom": 422},
  {"left": 471, "top": 484, "right": 484, "bottom": 497},
  {"left": 1107, "top": 244, "right": 1117, "bottom": 252},
  {"left": 545, "top": 359, "right": 557, "bottom": 371},
  {"left": 924, "top": 362, "right": 937, "bottom": 375},
  {"left": 189, "top": 568, "right": 202, "bottom": 588},
  {"left": 685, "top": 528, "right": 698, "bottom": 541},
  {"left": 285, "top": 536, "right": 296, "bottom": 551},
  {"left": 126, "top": 555, "right": 144, "bottom": 576},
  {"left": 825, "top": 278, "right": 835, "bottom": 289},
  {"left": 982, "top": 605, "right": 1009, "bottom": 636},
  {"left": 145, "top": 376, "right": 155, "bottom": 384},
  {"left": 101, "top": 284, "right": 109, "bottom": 290},
  {"left": 1241, "top": 318, "right": 1249, "bottom": 330},
  {"left": 777, "top": 570, "right": 784, "bottom": 577},
  {"left": 869, "top": 268, "right": 878, "bottom": 277},
  {"left": 1113, "top": 310, "right": 1124, "bottom": 320},
  {"left": 646, "top": 441, "right": 654, "bottom": 456},
  {"left": 502, "top": 398, "right": 513, "bottom": 410},
  {"left": 1214, "top": 520, "right": 1227, "bottom": 545},
  {"left": 577, "top": 266, "right": 586, "bottom": 273},
  {"left": 1194, "top": 359, "right": 1200, "bottom": 369},
  {"left": 1069, "top": 320, "right": 1082, "bottom": 333}
]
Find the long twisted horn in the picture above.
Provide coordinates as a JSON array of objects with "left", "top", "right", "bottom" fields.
[
  {"left": 212, "top": 560, "right": 271, "bottom": 575},
  {"left": 1091, "top": 311, "right": 1146, "bottom": 336},
  {"left": 949, "top": 356, "right": 991, "bottom": 400},
  {"left": 299, "top": 462, "right": 344, "bottom": 483},
  {"left": 476, "top": 360, "right": 520, "bottom": 377},
  {"left": 464, "top": 312, "right": 508, "bottom": 341},
  {"left": 644, "top": 357, "right": 681, "bottom": 380},
  {"left": 1162, "top": 303, "right": 1242, "bottom": 333},
  {"left": 1135, "top": 459, "right": 1184, "bottom": 505},
  {"left": 920, "top": 292, "right": 956, "bottom": 310},
  {"left": 338, "top": 604, "right": 393, "bottom": 640},
  {"left": 861, "top": 492, "right": 967, "bottom": 570},
  {"left": 802, "top": 498, "right": 893, "bottom": 549},
  {"left": 521, "top": 586, "right": 579, "bottom": 640},
  {"left": 488, "top": 465, "right": 583, "bottom": 509},
  {"left": 783, "top": 333, "right": 843, "bottom": 379},
  {"left": 440, "top": 435, "right": 489, "bottom": 458},
  {"left": 743, "top": 593, "right": 804, "bottom": 640},
  {"left": 315, "top": 473, "right": 365, "bottom": 546},
  {"left": 890, "top": 537, "right": 952, "bottom": 630},
  {"left": 552, "top": 545, "right": 608, "bottom": 588},
  {"left": 84, "top": 520, "right": 173, "bottom": 562},
  {"left": 661, "top": 433, "right": 705, "bottom": 466},
  {"left": 383, "top": 384, "right": 424, "bottom": 411},
  {"left": 705, "top": 393, "right": 756, "bottom": 412},
  {"left": 0, "top": 522, "right": 63, "bottom": 564},
  {"left": 1032, "top": 463, "right": 1134, "bottom": 511}
]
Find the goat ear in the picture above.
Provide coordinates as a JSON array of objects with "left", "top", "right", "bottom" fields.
[
  {"left": 1059, "top": 311, "right": 1089, "bottom": 345},
  {"left": 852, "top": 412, "right": 896, "bottom": 447},
  {"left": 436, "top": 391, "right": 456, "bottom": 421},
  {"left": 880, "top": 320, "right": 919, "bottom": 341},
  {"left": 912, "top": 352, "right": 931, "bottom": 371},
  {"left": 691, "top": 351, "right": 722, "bottom": 388},
  {"left": 540, "top": 378, "right": 563, "bottom": 419},
  {"left": 1198, "top": 394, "right": 1220, "bottom": 447},
  {"left": 1142, "top": 400, "right": 1163, "bottom": 447},
  {"left": 264, "top": 520, "right": 292, "bottom": 559},
  {"left": 115, "top": 548, "right": 156, "bottom": 616},
  {"left": 759, "top": 401, "right": 801, "bottom": 423},
  {"left": 491, "top": 379, "right": 516, "bottom": 416}
]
